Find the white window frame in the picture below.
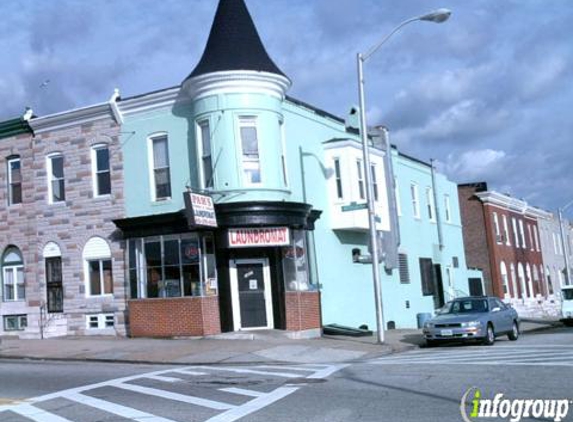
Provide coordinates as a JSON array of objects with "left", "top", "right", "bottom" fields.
[
  {"left": 7, "top": 156, "right": 22, "bottom": 206},
  {"left": 370, "top": 164, "right": 379, "bottom": 202},
  {"left": 519, "top": 219, "right": 526, "bottom": 249},
  {"left": 533, "top": 226, "right": 540, "bottom": 252},
  {"left": 147, "top": 133, "right": 171, "bottom": 201},
  {"left": 86, "top": 259, "right": 113, "bottom": 297},
  {"left": 527, "top": 224, "right": 534, "bottom": 251},
  {"left": 91, "top": 144, "right": 111, "bottom": 197},
  {"left": 502, "top": 215, "right": 510, "bottom": 245},
  {"left": 47, "top": 153, "right": 65, "bottom": 204},
  {"left": 333, "top": 157, "right": 343, "bottom": 200},
  {"left": 238, "top": 117, "right": 262, "bottom": 186},
  {"left": 410, "top": 183, "right": 420, "bottom": 219},
  {"left": 279, "top": 119, "right": 289, "bottom": 187},
  {"left": 3, "top": 315, "right": 27, "bottom": 331},
  {"left": 493, "top": 212, "right": 501, "bottom": 243},
  {"left": 3, "top": 265, "right": 24, "bottom": 302},
  {"left": 86, "top": 313, "right": 115, "bottom": 330},
  {"left": 425, "top": 187, "right": 435, "bottom": 221},
  {"left": 197, "top": 120, "right": 213, "bottom": 189},
  {"left": 500, "top": 261, "right": 509, "bottom": 298},
  {"left": 512, "top": 218, "right": 519, "bottom": 247},
  {"left": 444, "top": 194, "right": 451, "bottom": 223},
  {"left": 356, "top": 159, "right": 365, "bottom": 200}
]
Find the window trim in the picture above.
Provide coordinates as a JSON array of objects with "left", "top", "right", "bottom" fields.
[
  {"left": 3, "top": 314, "right": 27, "bottom": 331},
  {"left": 425, "top": 187, "right": 435, "bottom": 222},
  {"left": 333, "top": 157, "right": 343, "bottom": 200},
  {"left": 356, "top": 160, "right": 365, "bottom": 200},
  {"left": 370, "top": 164, "right": 379, "bottom": 202},
  {"left": 147, "top": 133, "right": 172, "bottom": 202},
  {"left": 410, "top": 183, "right": 420, "bottom": 219},
  {"left": 47, "top": 153, "right": 65, "bottom": 204},
  {"left": 444, "top": 194, "right": 451, "bottom": 223},
  {"left": 86, "top": 258, "right": 113, "bottom": 297},
  {"left": 502, "top": 215, "right": 511, "bottom": 246},
  {"left": 7, "top": 156, "right": 22, "bottom": 206},
  {"left": 197, "top": 120, "right": 213, "bottom": 189},
  {"left": 86, "top": 313, "right": 115, "bottom": 330},
  {"left": 91, "top": 144, "right": 111, "bottom": 198},
  {"left": 238, "top": 116, "right": 262, "bottom": 186}
]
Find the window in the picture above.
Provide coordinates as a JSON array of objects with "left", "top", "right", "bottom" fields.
[
  {"left": 444, "top": 194, "right": 451, "bottom": 223},
  {"left": 512, "top": 218, "right": 519, "bottom": 247},
  {"left": 510, "top": 263, "right": 517, "bottom": 298},
  {"left": 128, "top": 234, "right": 217, "bottom": 299},
  {"left": 92, "top": 145, "right": 111, "bottom": 196},
  {"left": 7, "top": 157, "right": 22, "bottom": 205},
  {"left": 3, "top": 315, "right": 27, "bottom": 331},
  {"left": 282, "top": 230, "right": 313, "bottom": 292},
  {"left": 46, "top": 257, "right": 63, "bottom": 313},
  {"left": 546, "top": 266, "right": 554, "bottom": 295},
  {"left": 419, "top": 258, "right": 434, "bottom": 296},
  {"left": 356, "top": 160, "right": 364, "bottom": 200},
  {"left": 500, "top": 261, "right": 509, "bottom": 296},
  {"left": 410, "top": 183, "right": 420, "bottom": 219},
  {"left": 553, "top": 233, "right": 560, "bottom": 255},
  {"left": 198, "top": 121, "right": 213, "bottom": 189},
  {"left": 527, "top": 224, "right": 534, "bottom": 251},
  {"left": 150, "top": 135, "right": 171, "bottom": 200},
  {"left": 280, "top": 119, "right": 288, "bottom": 187},
  {"left": 239, "top": 117, "right": 261, "bottom": 185},
  {"left": 502, "top": 215, "right": 510, "bottom": 245},
  {"left": 370, "top": 165, "right": 379, "bottom": 202},
  {"left": 47, "top": 154, "right": 65, "bottom": 203},
  {"left": 452, "top": 256, "right": 459, "bottom": 268},
  {"left": 2, "top": 247, "right": 24, "bottom": 301},
  {"left": 425, "top": 187, "right": 435, "bottom": 221},
  {"left": 493, "top": 212, "right": 501, "bottom": 243},
  {"left": 519, "top": 220, "right": 526, "bottom": 249},
  {"left": 398, "top": 254, "right": 410, "bottom": 284},
  {"left": 86, "top": 313, "right": 115, "bottom": 330},
  {"left": 533, "top": 227, "right": 540, "bottom": 252},
  {"left": 83, "top": 237, "right": 113, "bottom": 297},
  {"left": 334, "top": 158, "right": 343, "bottom": 199}
]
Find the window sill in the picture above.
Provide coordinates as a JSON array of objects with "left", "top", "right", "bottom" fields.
[
  {"left": 151, "top": 198, "right": 172, "bottom": 206},
  {"left": 86, "top": 294, "right": 114, "bottom": 299},
  {"left": 93, "top": 194, "right": 112, "bottom": 201}
]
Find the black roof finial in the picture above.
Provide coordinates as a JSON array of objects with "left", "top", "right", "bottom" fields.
[{"left": 186, "top": 0, "right": 287, "bottom": 80}]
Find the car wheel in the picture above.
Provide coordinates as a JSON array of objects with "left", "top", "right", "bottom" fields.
[
  {"left": 508, "top": 321, "right": 519, "bottom": 341},
  {"left": 483, "top": 324, "right": 495, "bottom": 346}
]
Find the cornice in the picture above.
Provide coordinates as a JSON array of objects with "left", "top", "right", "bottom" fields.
[
  {"left": 476, "top": 191, "right": 551, "bottom": 219},
  {"left": 118, "top": 86, "right": 182, "bottom": 116},
  {"left": 183, "top": 70, "right": 291, "bottom": 101},
  {"left": 28, "top": 103, "right": 114, "bottom": 134}
]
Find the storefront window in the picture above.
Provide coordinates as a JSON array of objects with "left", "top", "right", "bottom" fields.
[
  {"left": 127, "top": 234, "right": 216, "bottom": 299},
  {"left": 282, "top": 230, "right": 315, "bottom": 292}
]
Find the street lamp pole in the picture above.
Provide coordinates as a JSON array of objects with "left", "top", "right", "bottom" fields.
[
  {"left": 356, "top": 8, "right": 451, "bottom": 344},
  {"left": 558, "top": 199, "right": 573, "bottom": 286}
]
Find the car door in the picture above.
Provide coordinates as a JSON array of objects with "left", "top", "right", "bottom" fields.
[
  {"left": 488, "top": 298, "right": 507, "bottom": 333},
  {"left": 497, "top": 299, "right": 515, "bottom": 332}
]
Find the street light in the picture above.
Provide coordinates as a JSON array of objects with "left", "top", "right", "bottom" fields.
[
  {"left": 357, "top": 8, "right": 451, "bottom": 344},
  {"left": 558, "top": 200, "right": 573, "bottom": 286}
]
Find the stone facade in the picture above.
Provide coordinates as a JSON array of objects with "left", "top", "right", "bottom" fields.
[{"left": 0, "top": 114, "right": 126, "bottom": 338}]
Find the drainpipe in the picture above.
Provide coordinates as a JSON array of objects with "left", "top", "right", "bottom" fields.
[
  {"left": 109, "top": 88, "right": 123, "bottom": 125},
  {"left": 430, "top": 159, "right": 444, "bottom": 251}
]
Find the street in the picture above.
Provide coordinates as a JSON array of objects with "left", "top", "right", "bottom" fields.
[{"left": 0, "top": 326, "right": 571, "bottom": 422}]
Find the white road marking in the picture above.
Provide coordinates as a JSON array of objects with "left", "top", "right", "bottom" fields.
[
  {"left": 201, "top": 366, "right": 300, "bottom": 378},
  {"left": 144, "top": 374, "right": 184, "bottom": 383},
  {"left": 255, "top": 365, "right": 317, "bottom": 372},
  {"left": 205, "top": 387, "right": 299, "bottom": 422},
  {"left": 170, "top": 369, "right": 208, "bottom": 376},
  {"left": 66, "top": 392, "right": 177, "bottom": 422},
  {"left": 307, "top": 364, "right": 349, "bottom": 379},
  {"left": 112, "top": 382, "right": 236, "bottom": 410},
  {"left": 9, "top": 404, "right": 74, "bottom": 422},
  {"left": 219, "top": 387, "right": 264, "bottom": 398},
  {"left": 381, "top": 350, "right": 573, "bottom": 363}
]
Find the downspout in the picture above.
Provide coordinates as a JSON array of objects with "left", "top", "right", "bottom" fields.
[
  {"left": 108, "top": 88, "right": 123, "bottom": 125},
  {"left": 430, "top": 159, "right": 444, "bottom": 251}
]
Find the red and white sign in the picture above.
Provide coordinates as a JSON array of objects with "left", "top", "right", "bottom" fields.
[
  {"left": 184, "top": 192, "right": 217, "bottom": 228},
  {"left": 228, "top": 227, "right": 290, "bottom": 248}
]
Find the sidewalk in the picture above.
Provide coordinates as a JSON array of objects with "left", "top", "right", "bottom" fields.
[{"left": 0, "top": 320, "right": 560, "bottom": 366}]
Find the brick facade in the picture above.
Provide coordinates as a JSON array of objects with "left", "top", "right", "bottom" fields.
[
  {"left": 285, "top": 291, "right": 321, "bottom": 331},
  {"left": 0, "top": 116, "right": 127, "bottom": 338},
  {"left": 128, "top": 296, "right": 221, "bottom": 337}
]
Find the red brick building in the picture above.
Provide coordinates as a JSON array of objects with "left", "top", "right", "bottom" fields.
[{"left": 458, "top": 183, "right": 547, "bottom": 303}]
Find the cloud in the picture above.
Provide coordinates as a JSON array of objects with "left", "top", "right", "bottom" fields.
[{"left": 444, "top": 149, "right": 507, "bottom": 182}]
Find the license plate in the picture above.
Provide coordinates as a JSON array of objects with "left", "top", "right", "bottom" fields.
[{"left": 441, "top": 329, "right": 453, "bottom": 336}]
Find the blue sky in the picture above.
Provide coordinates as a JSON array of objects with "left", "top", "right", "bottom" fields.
[{"left": 1, "top": 0, "right": 572, "bottom": 216}]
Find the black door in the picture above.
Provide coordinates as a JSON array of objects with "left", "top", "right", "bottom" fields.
[
  {"left": 433, "top": 264, "right": 445, "bottom": 309},
  {"left": 469, "top": 278, "right": 484, "bottom": 296},
  {"left": 237, "top": 262, "right": 267, "bottom": 328}
]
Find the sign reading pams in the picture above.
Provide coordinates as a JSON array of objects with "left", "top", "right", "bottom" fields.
[
  {"left": 184, "top": 192, "right": 217, "bottom": 228},
  {"left": 228, "top": 227, "right": 290, "bottom": 248}
]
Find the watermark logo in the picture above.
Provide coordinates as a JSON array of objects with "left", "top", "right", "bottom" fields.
[{"left": 460, "top": 387, "right": 571, "bottom": 422}]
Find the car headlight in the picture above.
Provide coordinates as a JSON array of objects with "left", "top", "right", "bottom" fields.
[
  {"left": 424, "top": 321, "right": 433, "bottom": 329},
  {"left": 461, "top": 321, "right": 482, "bottom": 328}
]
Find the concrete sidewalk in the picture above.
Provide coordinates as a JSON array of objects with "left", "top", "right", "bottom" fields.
[{"left": 0, "top": 320, "right": 560, "bottom": 366}]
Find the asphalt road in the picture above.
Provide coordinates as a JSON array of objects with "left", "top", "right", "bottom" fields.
[{"left": 0, "top": 326, "right": 571, "bottom": 422}]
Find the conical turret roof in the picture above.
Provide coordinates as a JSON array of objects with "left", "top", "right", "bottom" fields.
[{"left": 186, "top": 0, "right": 287, "bottom": 80}]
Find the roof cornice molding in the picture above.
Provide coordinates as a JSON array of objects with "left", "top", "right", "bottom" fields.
[
  {"left": 183, "top": 70, "right": 291, "bottom": 101},
  {"left": 476, "top": 191, "right": 551, "bottom": 218},
  {"left": 323, "top": 138, "right": 384, "bottom": 157},
  {"left": 28, "top": 103, "right": 114, "bottom": 134},
  {"left": 119, "top": 86, "right": 182, "bottom": 116}
]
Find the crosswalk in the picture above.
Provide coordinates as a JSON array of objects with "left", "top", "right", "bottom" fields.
[
  {"left": 371, "top": 345, "right": 573, "bottom": 367},
  {"left": 0, "top": 363, "right": 347, "bottom": 422}
]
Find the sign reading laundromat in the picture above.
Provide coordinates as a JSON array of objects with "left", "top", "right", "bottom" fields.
[
  {"left": 228, "top": 227, "right": 290, "bottom": 248},
  {"left": 183, "top": 192, "right": 217, "bottom": 228}
]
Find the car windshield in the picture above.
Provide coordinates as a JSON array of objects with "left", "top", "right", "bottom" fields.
[
  {"left": 563, "top": 289, "right": 573, "bottom": 301},
  {"left": 442, "top": 299, "right": 489, "bottom": 314}
]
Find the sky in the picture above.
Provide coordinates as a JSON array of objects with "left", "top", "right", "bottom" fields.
[{"left": 1, "top": 0, "right": 572, "bottom": 217}]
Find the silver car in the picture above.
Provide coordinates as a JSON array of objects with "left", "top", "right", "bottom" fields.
[{"left": 423, "top": 296, "right": 520, "bottom": 346}]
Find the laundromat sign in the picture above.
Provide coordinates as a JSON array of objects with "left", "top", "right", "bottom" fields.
[{"left": 228, "top": 227, "right": 290, "bottom": 248}]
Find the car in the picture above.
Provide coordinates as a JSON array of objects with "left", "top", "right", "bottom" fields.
[{"left": 422, "top": 296, "right": 519, "bottom": 347}]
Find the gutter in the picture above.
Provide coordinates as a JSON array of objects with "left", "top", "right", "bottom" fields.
[{"left": 109, "top": 88, "right": 123, "bottom": 124}]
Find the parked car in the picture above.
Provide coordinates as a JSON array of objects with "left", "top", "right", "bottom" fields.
[{"left": 422, "top": 296, "right": 519, "bottom": 347}]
